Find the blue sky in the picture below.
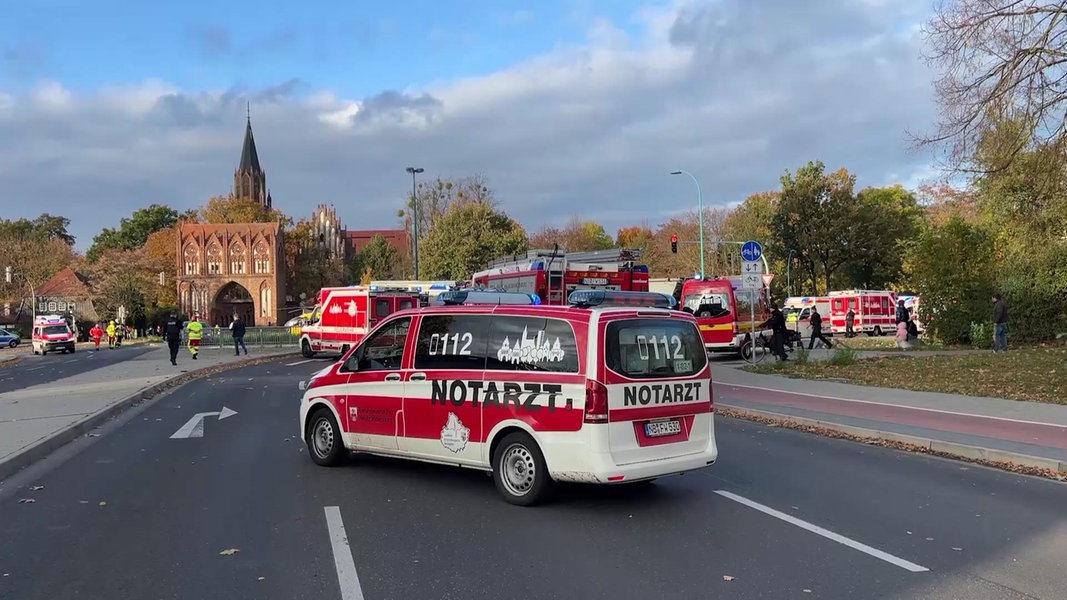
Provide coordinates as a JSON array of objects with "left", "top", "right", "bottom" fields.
[
  {"left": 3, "top": 0, "right": 650, "bottom": 96},
  {"left": 0, "top": 0, "right": 943, "bottom": 250}
]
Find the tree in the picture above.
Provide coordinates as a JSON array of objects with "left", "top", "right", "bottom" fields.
[
  {"left": 918, "top": 0, "right": 1067, "bottom": 171},
  {"left": 616, "top": 225, "right": 654, "bottom": 248},
  {"left": 721, "top": 191, "right": 792, "bottom": 294},
  {"left": 0, "top": 214, "right": 75, "bottom": 245},
  {"left": 642, "top": 208, "right": 731, "bottom": 279},
  {"left": 357, "top": 235, "right": 402, "bottom": 280},
  {"left": 773, "top": 162, "right": 863, "bottom": 293},
  {"left": 842, "top": 186, "right": 924, "bottom": 289},
  {"left": 0, "top": 214, "right": 78, "bottom": 305},
  {"left": 419, "top": 200, "right": 528, "bottom": 280},
  {"left": 904, "top": 216, "right": 995, "bottom": 344},
  {"left": 285, "top": 218, "right": 347, "bottom": 301},
  {"left": 86, "top": 204, "right": 193, "bottom": 262},
  {"left": 140, "top": 228, "right": 178, "bottom": 307},
  {"left": 529, "top": 216, "right": 615, "bottom": 252},
  {"left": 916, "top": 183, "right": 982, "bottom": 226},
  {"left": 400, "top": 175, "right": 494, "bottom": 243},
  {"left": 82, "top": 248, "right": 153, "bottom": 327},
  {"left": 199, "top": 195, "right": 291, "bottom": 226}
]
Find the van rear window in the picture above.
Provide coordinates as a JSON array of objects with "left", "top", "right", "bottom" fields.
[{"left": 605, "top": 318, "right": 706, "bottom": 379}]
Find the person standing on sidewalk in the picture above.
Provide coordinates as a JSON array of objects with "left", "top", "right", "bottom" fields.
[
  {"left": 186, "top": 313, "right": 204, "bottom": 360},
  {"left": 993, "top": 293, "right": 1009, "bottom": 353},
  {"left": 164, "top": 312, "right": 182, "bottom": 365},
  {"left": 845, "top": 307, "right": 856, "bottom": 338},
  {"left": 229, "top": 314, "right": 247, "bottom": 356},
  {"left": 808, "top": 307, "right": 834, "bottom": 350},
  {"left": 765, "top": 302, "right": 789, "bottom": 361}
]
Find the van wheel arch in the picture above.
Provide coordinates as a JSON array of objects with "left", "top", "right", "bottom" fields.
[{"left": 301, "top": 337, "right": 316, "bottom": 358}]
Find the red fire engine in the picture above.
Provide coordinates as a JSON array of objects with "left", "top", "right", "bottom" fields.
[{"left": 470, "top": 248, "right": 650, "bottom": 305}]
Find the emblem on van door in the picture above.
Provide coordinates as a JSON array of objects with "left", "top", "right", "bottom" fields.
[
  {"left": 441, "top": 413, "right": 470, "bottom": 453},
  {"left": 497, "top": 326, "right": 565, "bottom": 364}
]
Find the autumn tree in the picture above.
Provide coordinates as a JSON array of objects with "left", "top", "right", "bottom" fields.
[
  {"left": 840, "top": 185, "right": 924, "bottom": 289},
  {"left": 199, "top": 195, "right": 291, "bottom": 226},
  {"left": 285, "top": 218, "right": 347, "bottom": 302},
  {"left": 642, "top": 208, "right": 731, "bottom": 279},
  {"left": 0, "top": 214, "right": 78, "bottom": 306},
  {"left": 529, "top": 216, "right": 614, "bottom": 252},
  {"left": 616, "top": 225, "right": 654, "bottom": 249},
  {"left": 916, "top": 183, "right": 982, "bottom": 226},
  {"left": 399, "top": 175, "right": 494, "bottom": 243},
  {"left": 419, "top": 200, "right": 528, "bottom": 280},
  {"left": 918, "top": 0, "right": 1067, "bottom": 172},
  {"left": 86, "top": 204, "right": 195, "bottom": 262},
  {"left": 83, "top": 248, "right": 154, "bottom": 327},
  {"left": 720, "top": 191, "right": 789, "bottom": 294},
  {"left": 353, "top": 235, "right": 402, "bottom": 281}
]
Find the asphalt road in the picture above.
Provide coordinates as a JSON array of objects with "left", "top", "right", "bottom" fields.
[
  {"left": 0, "top": 344, "right": 157, "bottom": 394},
  {"left": 1, "top": 356, "right": 1065, "bottom": 600}
]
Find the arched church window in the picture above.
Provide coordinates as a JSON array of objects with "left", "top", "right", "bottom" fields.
[
  {"left": 230, "top": 242, "right": 247, "bottom": 275},
  {"left": 206, "top": 244, "right": 222, "bottom": 275},
  {"left": 183, "top": 245, "right": 200, "bottom": 276},
  {"left": 253, "top": 242, "right": 271, "bottom": 274}
]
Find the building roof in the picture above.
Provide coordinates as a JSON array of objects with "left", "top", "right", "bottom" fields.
[
  {"left": 237, "top": 117, "right": 262, "bottom": 174},
  {"left": 180, "top": 222, "right": 281, "bottom": 237},
  {"left": 344, "top": 228, "right": 410, "bottom": 253},
  {"left": 34, "top": 267, "right": 91, "bottom": 297}
]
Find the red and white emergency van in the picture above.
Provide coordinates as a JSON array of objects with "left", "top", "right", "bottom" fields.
[
  {"left": 828, "top": 289, "right": 898, "bottom": 336},
  {"left": 675, "top": 275, "right": 770, "bottom": 358},
  {"left": 299, "top": 285, "right": 423, "bottom": 358},
  {"left": 471, "top": 248, "right": 650, "bottom": 305},
  {"left": 31, "top": 314, "right": 76, "bottom": 355},
  {"left": 783, "top": 296, "right": 831, "bottom": 337},
  {"left": 298, "top": 289, "right": 717, "bottom": 506}
]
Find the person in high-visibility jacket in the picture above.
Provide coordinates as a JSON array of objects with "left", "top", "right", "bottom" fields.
[
  {"left": 185, "top": 313, "right": 204, "bottom": 359},
  {"left": 106, "top": 320, "right": 117, "bottom": 349}
]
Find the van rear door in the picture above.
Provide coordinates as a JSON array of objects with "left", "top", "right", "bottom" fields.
[{"left": 597, "top": 314, "right": 713, "bottom": 466}]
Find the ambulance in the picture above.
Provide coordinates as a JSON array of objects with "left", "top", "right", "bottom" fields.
[
  {"left": 297, "top": 289, "right": 717, "bottom": 506},
  {"left": 31, "top": 314, "right": 76, "bottom": 355},
  {"left": 828, "top": 289, "right": 898, "bottom": 336},
  {"left": 675, "top": 275, "right": 770, "bottom": 358},
  {"left": 783, "top": 296, "right": 831, "bottom": 337},
  {"left": 299, "top": 285, "right": 424, "bottom": 358}
]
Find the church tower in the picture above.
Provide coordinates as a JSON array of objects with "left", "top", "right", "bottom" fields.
[{"left": 233, "top": 107, "right": 271, "bottom": 208}]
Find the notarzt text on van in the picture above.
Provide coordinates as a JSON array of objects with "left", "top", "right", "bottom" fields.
[
  {"left": 430, "top": 380, "right": 575, "bottom": 411},
  {"left": 623, "top": 382, "right": 704, "bottom": 406}
]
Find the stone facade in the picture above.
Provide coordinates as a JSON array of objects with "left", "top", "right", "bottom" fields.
[{"left": 176, "top": 223, "right": 285, "bottom": 326}]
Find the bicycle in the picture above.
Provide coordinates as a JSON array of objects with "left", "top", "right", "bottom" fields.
[{"left": 742, "top": 330, "right": 800, "bottom": 364}]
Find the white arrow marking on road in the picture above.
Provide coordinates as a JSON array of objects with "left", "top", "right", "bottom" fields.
[{"left": 169, "top": 407, "right": 238, "bottom": 439}]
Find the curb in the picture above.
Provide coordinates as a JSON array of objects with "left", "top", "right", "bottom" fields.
[
  {"left": 0, "top": 351, "right": 298, "bottom": 482},
  {"left": 717, "top": 403, "right": 1067, "bottom": 481}
]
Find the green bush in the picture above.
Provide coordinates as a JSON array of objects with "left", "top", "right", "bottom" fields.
[
  {"left": 969, "top": 322, "right": 993, "bottom": 349},
  {"left": 827, "top": 346, "right": 858, "bottom": 366},
  {"left": 793, "top": 346, "right": 811, "bottom": 364}
]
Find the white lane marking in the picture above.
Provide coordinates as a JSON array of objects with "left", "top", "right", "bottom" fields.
[
  {"left": 324, "top": 506, "right": 366, "bottom": 600},
  {"left": 169, "top": 408, "right": 238, "bottom": 439},
  {"left": 714, "top": 490, "right": 929, "bottom": 572},
  {"left": 286, "top": 359, "right": 315, "bottom": 366},
  {"left": 26, "top": 366, "right": 47, "bottom": 371},
  {"left": 721, "top": 382, "right": 1067, "bottom": 429}
]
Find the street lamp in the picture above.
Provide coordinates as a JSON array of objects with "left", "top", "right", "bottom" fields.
[
  {"left": 786, "top": 249, "right": 797, "bottom": 297},
  {"left": 4, "top": 265, "right": 36, "bottom": 321},
  {"left": 669, "top": 169, "right": 705, "bottom": 278},
  {"left": 406, "top": 166, "right": 425, "bottom": 279}
]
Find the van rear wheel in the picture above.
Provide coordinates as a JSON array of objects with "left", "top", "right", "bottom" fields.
[{"left": 492, "top": 432, "right": 551, "bottom": 506}]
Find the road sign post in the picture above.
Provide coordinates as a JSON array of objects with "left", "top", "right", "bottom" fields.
[{"left": 740, "top": 240, "right": 764, "bottom": 362}]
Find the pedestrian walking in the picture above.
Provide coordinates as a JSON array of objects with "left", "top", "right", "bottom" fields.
[
  {"left": 807, "top": 308, "right": 834, "bottom": 350},
  {"left": 845, "top": 307, "right": 856, "bottom": 338},
  {"left": 89, "top": 323, "right": 104, "bottom": 350},
  {"left": 895, "top": 299, "right": 908, "bottom": 325},
  {"left": 992, "top": 293, "right": 1009, "bottom": 353},
  {"left": 164, "top": 312, "right": 182, "bottom": 365},
  {"left": 895, "top": 319, "right": 909, "bottom": 349},
  {"left": 106, "top": 320, "right": 117, "bottom": 349},
  {"left": 186, "top": 313, "right": 204, "bottom": 360},
  {"left": 229, "top": 314, "right": 247, "bottom": 356},
  {"left": 765, "top": 302, "right": 789, "bottom": 361}
]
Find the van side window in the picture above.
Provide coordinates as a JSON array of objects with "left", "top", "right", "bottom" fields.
[
  {"left": 375, "top": 299, "right": 390, "bottom": 317},
  {"left": 342, "top": 317, "right": 411, "bottom": 372},
  {"left": 399, "top": 299, "right": 414, "bottom": 311},
  {"left": 485, "top": 316, "right": 579, "bottom": 373},
  {"left": 414, "top": 315, "right": 490, "bottom": 370}
]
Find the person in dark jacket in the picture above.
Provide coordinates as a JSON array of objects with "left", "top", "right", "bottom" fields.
[
  {"left": 845, "top": 307, "right": 856, "bottom": 338},
  {"left": 229, "top": 314, "right": 248, "bottom": 356},
  {"left": 895, "top": 299, "right": 908, "bottom": 325},
  {"left": 992, "top": 293, "right": 1008, "bottom": 353},
  {"left": 765, "top": 302, "right": 789, "bottom": 361},
  {"left": 808, "top": 308, "right": 834, "bottom": 350},
  {"left": 163, "top": 312, "right": 182, "bottom": 365}
]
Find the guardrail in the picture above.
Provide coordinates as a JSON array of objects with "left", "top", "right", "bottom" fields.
[{"left": 146, "top": 326, "right": 300, "bottom": 348}]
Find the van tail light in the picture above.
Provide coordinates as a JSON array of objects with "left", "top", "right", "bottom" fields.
[
  {"left": 731, "top": 321, "right": 738, "bottom": 334},
  {"left": 584, "top": 380, "right": 609, "bottom": 424}
]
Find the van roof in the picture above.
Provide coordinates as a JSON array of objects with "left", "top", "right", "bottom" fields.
[{"left": 388, "top": 303, "right": 686, "bottom": 323}]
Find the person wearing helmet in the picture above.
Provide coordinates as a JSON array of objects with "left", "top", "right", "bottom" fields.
[
  {"left": 106, "top": 320, "right": 117, "bottom": 349},
  {"left": 186, "top": 313, "right": 204, "bottom": 360}
]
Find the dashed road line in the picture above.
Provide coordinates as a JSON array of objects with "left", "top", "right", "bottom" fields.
[
  {"left": 324, "top": 506, "right": 366, "bottom": 600},
  {"left": 714, "top": 490, "right": 929, "bottom": 572},
  {"left": 286, "top": 359, "right": 315, "bottom": 366}
]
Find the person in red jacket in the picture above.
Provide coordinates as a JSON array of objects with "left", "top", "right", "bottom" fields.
[{"left": 89, "top": 323, "right": 104, "bottom": 350}]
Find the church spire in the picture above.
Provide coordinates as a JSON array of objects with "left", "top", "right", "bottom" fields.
[{"left": 234, "top": 105, "right": 269, "bottom": 207}]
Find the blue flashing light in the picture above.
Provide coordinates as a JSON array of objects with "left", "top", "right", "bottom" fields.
[
  {"left": 530, "top": 294, "right": 542, "bottom": 305},
  {"left": 437, "top": 290, "right": 537, "bottom": 306},
  {"left": 632, "top": 265, "right": 649, "bottom": 273},
  {"left": 369, "top": 284, "right": 379, "bottom": 291},
  {"left": 568, "top": 290, "right": 678, "bottom": 310}
]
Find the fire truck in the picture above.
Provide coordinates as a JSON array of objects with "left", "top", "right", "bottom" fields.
[
  {"left": 828, "top": 289, "right": 898, "bottom": 336},
  {"left": 470, "top": 248, "right": 650, "bottom": 305},
  {"left": 298, "top": 285, "right": 423, "bottom": 358},
  {"left": 675, "top": 275, "right": 771, "bottom": 358}
]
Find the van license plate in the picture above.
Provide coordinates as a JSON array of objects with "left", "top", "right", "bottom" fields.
[{"left": 645, "top": 420, "right": 682, "bottom": 437}]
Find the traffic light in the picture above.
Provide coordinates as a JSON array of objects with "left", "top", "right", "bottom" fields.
[{"left": 670, "top": 234, "right": 678, "bottom": 254}]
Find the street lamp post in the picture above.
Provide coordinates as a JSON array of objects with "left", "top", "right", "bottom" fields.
[
  {"left": 786, "top": 249, "right": 797, "bottom": 297},
  {"left": 669, "top": 169, "right": 705, "bottom": 278},
  {"left": 406, "top": 166, "right": 425, "bottom": 279}
]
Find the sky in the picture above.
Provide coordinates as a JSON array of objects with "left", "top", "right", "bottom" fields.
[{"left": 0, "top": 0, "right": 943, "bottom": 252}]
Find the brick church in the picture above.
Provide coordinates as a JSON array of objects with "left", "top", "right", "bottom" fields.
[{"left": 176, "top": 113, "right": 410, "bottom": 326}]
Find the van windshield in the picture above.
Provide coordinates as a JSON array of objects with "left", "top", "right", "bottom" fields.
[
  {"left": 683, "top": 292, "right": 730, "bottom": 318},
  {"left": 605, "top": 318, "right": 707, "bottom": 379},
  {"left": 43, "top": 325, "right": 69, "bottom": 335}
]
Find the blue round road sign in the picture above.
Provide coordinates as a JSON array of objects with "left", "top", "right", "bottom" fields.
[{"left": 740, "top": 240, "right": 763, "bottom": 262}]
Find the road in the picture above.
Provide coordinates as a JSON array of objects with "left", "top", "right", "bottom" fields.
[
  {"left": 0, "top": 345, "right": 155, "bottom": 394},
  {"left": 1, "top": 356, "right": 1065, "bottom": 599}
]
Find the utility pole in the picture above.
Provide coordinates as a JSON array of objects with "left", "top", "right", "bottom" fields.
[{"left": 406, "top": 166, "right": 425, "bottom": 279}]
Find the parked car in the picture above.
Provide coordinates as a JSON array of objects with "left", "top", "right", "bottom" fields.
[{"left": 0, "top": 328, "right": 21, "bottom": 348}]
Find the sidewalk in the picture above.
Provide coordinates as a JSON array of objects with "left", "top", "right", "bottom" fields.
[
  {"left": 712, "top": 364, "right": 1067, "bottom": 476},
  {"left": 0, "top": 346, "right": 298, "bottom": 480}
]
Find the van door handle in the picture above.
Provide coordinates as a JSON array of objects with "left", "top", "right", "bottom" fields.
[
  {"left": 385, "top": 373, "right": 401, "bottom": 382},
  {"left": 409, "top": 372, "right": 426, "bottom": 382}
]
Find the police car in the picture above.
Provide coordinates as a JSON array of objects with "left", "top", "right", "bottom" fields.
[{"left": 298, "top": 289, "right": 717, "bottom": 506}]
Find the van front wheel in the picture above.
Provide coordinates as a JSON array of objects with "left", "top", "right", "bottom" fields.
[
  {"left": 492, "top": 432, "right": 550, "bottom": 506},
  {"left": 306, "top": 408, "right": 347, "bottom": 467}
]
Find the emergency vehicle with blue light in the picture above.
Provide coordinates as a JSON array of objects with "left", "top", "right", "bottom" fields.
[
  {"left": 299, "top": 285, "right": 424, "bottom": 358},
  {"left": 31, "top": 314, "right": 76, "bottom": 355}
]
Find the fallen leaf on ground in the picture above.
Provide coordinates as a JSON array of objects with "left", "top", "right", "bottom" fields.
[
  {"left": 803, "top": 589, "right": 812, "bottom": 593},
  {"left": 219, "top": 548, "right": 240, "bottom": 556},
  {"left": 258, "top": 577, "right": 265, "bottom": 581},
  {"left": 925, "top": 537, "right": 934, "bottom": 541},
  {"left": 723, "top": 575, "right": 736, "bottom": 581},
  {"left": 30, "top": 485, "right": 44, "bottom": 491},
  {"left": 952, "top": 547, "right": 962, "bottom": 551},
  {"left": 98, "top": 501, "right": 107, "bottom": 506},
  {"left": 18, "top": 498, "right": 35, "bottom": 504}
]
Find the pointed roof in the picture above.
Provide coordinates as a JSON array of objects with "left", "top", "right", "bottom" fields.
[
  {"left": 237, "top": 115, "right": 262, "bottom": 174},
  {"left": 34, "top": 267, "right": 91, "bottom": 297}
]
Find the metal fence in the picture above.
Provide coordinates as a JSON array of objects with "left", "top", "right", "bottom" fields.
[{"left": 171, "top": 326, "right": 300, "bottom": 349}]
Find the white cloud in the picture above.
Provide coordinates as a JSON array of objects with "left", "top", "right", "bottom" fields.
[{"left": 0, "top": 0, "right": 940, "bottom": 251}]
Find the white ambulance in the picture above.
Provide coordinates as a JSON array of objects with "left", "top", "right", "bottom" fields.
[
  {"left": 31, "top": 314, "right": 76, "bottom": 355},
  {"left": 298, "top": 290, "right": 717, "bottom": 506}
]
